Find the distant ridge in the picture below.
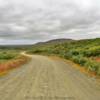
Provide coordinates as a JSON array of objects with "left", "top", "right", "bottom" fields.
[
  {"left": 0, "top": 38, "right": 100, "bottom": 48},
  {"left": 0, "top": 38, "right": 73, "bottom": 48},
  {"left": 35, "top": 38, "right": 74, "bottom": 46}
]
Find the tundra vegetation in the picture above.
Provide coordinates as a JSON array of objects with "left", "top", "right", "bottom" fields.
[{"left": 28, "top": 38, "right": 100, "bottom": 76}]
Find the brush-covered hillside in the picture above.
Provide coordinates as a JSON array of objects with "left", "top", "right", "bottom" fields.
[{"left": 28, "top": 38, "right": 100, "bottom": 76}]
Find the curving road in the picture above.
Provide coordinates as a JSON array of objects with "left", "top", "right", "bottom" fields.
[{"left": 0, "top": 55, "right": 100, "bottom": 100}]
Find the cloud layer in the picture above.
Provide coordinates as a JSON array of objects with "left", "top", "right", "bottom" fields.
[{"left": 0, "top": 0, "right": 100, "bottom": 44}]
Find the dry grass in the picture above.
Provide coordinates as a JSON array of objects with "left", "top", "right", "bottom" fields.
[{"left": 0, "top": 55, "right": 30, "bottom": 75}]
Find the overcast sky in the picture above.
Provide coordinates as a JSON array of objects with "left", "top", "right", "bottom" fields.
[{"left": 0, "top": 0, "right": 100, "bottom": 44}]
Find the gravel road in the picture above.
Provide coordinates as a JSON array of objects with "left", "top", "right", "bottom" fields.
[{"left": 0, "top": 55, "right": 100, "bottom": 100}]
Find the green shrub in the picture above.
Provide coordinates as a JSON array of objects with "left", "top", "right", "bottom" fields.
[
  {"left": 85, "top": 60, "right": 99, "bottom": 72},
  {"left": 72, "top": 56, "right": 88, "bottom": 66},
  {"left": 63, "top": 52, "right": 73, "bottom": 59},
  {"left": 70, "top": 50, "right": 80, "bottom": 56},
  {"left": 83, "top": 46, "right": 100, "bottom": 57},
  {"left": 0, "top": 52, "right": 17, "bottom": 60},
  {"left": 96, "top": 66, "right": 100, "bottom": 75}
]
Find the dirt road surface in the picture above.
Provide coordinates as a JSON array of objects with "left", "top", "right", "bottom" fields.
[{"left": 0, "top": 55, "right": 100, "bottom": 100}]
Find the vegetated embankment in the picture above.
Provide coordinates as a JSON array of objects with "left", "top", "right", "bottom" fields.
[{"left": 0, "top": 50, "right": 30, "bottom": 75}]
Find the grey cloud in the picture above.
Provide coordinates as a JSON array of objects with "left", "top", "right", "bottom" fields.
[{"left": 0, "top": 0, "right": 100, "bottom": 44}]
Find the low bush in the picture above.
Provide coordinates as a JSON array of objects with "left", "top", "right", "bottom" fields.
[
  {"left": 72, "top": 56, "right": 88, "bottom": 66},
  {"left": 0, "top": 51, "right": 18, "bottom": 60},
  {"left": 85, "top": 60, "right": 100, "bottom": 74}
]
